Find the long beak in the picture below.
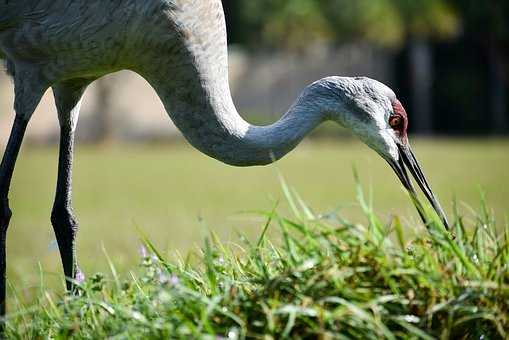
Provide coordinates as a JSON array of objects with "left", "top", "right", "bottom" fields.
[{"left": 385, "top": 144, "right": 450, "bottom": 230}]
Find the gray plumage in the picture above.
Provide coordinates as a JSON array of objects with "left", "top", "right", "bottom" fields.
[{"left": 0, "top": 0, "right": 449, "bottom": 321}]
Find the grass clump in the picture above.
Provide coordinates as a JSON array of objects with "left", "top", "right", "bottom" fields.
[{"left": 5, "top": 184, "right": 509, "bottom": 339}]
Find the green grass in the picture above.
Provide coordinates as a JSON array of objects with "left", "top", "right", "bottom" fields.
[
  {"left": 4, "top": 177, "right": 508, "bottom": 338},
  {"left": 5, "top": 138, "right": 509, "bottom": 294}
]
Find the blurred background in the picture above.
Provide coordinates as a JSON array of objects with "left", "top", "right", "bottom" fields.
[{"left": 0, "top": 0, "right": 508, "bottom": 293}]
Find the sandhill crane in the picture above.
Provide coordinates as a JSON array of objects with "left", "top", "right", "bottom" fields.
[{"left": 0, "top": 0, "right": 449, "bottom": 319}]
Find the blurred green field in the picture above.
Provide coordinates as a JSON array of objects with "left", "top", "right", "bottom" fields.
[{"left": 6, "top": 138, "right": 509, "bottom": 292}]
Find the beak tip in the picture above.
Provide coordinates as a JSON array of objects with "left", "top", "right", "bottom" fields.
[
  {"left": 395, "top": 145, "right": 450, "bottom": 232},
  {"left": 442, "top": 217, "right": 450, "bottom": 231}
]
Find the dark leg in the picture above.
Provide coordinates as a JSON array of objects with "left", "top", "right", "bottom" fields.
[
  {"left": 0, "top": 116, "right": 29, "bottom": 318},
  {"left": 0, "top": 69, "right": 46, "bottom": 325},
  {"left": 51, "top": 125, "right": 80, "bottom": 291},
  {"left": 51, "top": 82, "right": 87, "bottom": 292}
]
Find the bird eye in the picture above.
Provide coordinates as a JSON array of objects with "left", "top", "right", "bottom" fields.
[{"left": 389, "top": 115, "right": 403, "bottom": 129}]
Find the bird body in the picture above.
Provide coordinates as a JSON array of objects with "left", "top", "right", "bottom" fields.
[
  {"left": 0, "top": 0, "right": 219, "bottom": 76},
  {"left": 0, "top": 0, "right": 449, "bottom": 322},
  {"left": 1, "top": 0, "right": 310, "bottom": 164}
]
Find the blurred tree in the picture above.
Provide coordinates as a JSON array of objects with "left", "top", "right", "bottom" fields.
[
  {"left": 91, "top": 78, "right": 115, "bottom": 142},
  {"left": 225, "top": 0, "right": 330, "bottom": 50},
  {"left": 320, "top": 0, "right": 458, "bottom": 47}
]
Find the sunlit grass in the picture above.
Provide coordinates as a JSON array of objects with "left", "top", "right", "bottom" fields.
[
  {"left": 7, "top": 138, "right": 509, "bottom": 291},
  {"left": 4, "top": 178, "right": 508, "bottom": 338}
]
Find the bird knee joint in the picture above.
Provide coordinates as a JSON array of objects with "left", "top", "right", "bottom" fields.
[
  {"left": 0, "top": 198, "right": 12, "bottom": 231},
  {"left": 51, "top": 207, "right": 78, "bottom": 232}
]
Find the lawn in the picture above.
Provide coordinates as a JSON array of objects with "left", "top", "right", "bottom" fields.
[
  {"left": 6, "top": 138, "right": 509, "bottom": 295},
  {"left": 5, "top": 173, "right": 508, "bottom": 338}
]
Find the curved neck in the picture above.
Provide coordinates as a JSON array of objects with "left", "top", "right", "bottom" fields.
[
  {"left": 143, "top": 69, "right": 329, "bottom": 166},
  {"left": 131, "top": 0, "right": 333, "bottom": 166}
]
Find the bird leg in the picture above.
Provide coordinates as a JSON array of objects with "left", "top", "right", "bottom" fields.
[
  {"left": 0, "top": 116, "right": 29, "bottom": 320},
  {"left": 0, "top": 68, "right": 47, "bottom": 329},
  {"left": 51, "top": 124, "right": 81, "bottom": 292},
  {"left": 51, "top": 82, "right": 87, "bottom": 293}
]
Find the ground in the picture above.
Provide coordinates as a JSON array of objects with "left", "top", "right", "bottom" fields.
[{"left": 6, "top": 138, "right": 509, "bottom": 298}]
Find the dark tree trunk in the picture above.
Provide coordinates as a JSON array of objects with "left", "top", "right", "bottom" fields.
[
  {"left": 408, "top": 39, "right": 434, "bottom": 135},
  {"left": 488, "top": 46, "right": 508, "bottom": 134},
  {"left": 92, "top": 78, "right": 114, "bottom": 142}
]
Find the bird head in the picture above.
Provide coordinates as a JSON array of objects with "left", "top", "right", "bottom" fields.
[{"left": 317, "top": 76, "right": 449, "bottom": 229}]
